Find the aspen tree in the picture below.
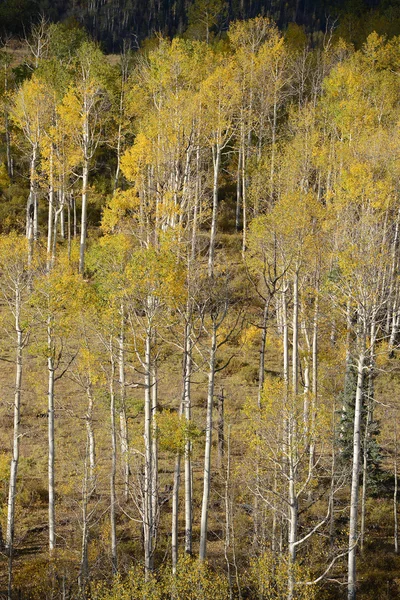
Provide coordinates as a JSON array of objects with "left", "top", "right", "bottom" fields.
[
  {"left": 32, "top": 254, "right": 84, "bottom": 554},
  {"left": 58, "top": 41, "right": 110, "bottom": 274},
  {"left": 0, "top": 235, "right": 33, "bottom": 600},
  {"left": 124, "top": 244, "right": 185, "bottom": 576},
  {"left": 200, "top": 59, "right": 239, "bottom": 276},
  {"left": 11, "top": 76, "right": 53, "bottom": 262},
  {"left": 0, "top": 45, "right": 14, "bottom": 178}
]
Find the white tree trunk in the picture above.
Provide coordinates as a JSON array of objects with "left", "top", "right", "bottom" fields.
[
  {"left": 85, "top": 385, "right": 96, "bottom": 486},
  {"left": 48, "top": 319, "right": 56, "bottom": 553},
  {"left": 46, "top": 147, "right": 54, "bottom": 272},
  {"left": 199, "top": 320, "right": 217, "bottom": 560},
  {"left": 79, "top": 102, "right": 90, "bottom": 274},
  {"left": 144, "top": 328, "right": 153, "bottom": 576},
  {"left": 208, "top": 147, "right": 220, "bottom": 277},
  {"left": 109, "top": 343, "right": 118, "bottom": 573},
  {"left": 348, "top": 331, "right": 366, "bottom": 600},
  {"left": 395, "top": 423, "right": 398, "bottom": 554},
  {"left": 151, "top": 360, "right": 158, "bottom": 550},
  {"left": 6, "top": 288, "right": 23, "bottom": 600},
  {"left": 118, "top": 315, "right": 130, "bottom": 502},
  {"left": 184, "top": 323, "right": 193, "bottom": 555}
]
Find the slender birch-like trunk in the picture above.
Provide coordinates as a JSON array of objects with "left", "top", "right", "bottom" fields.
[
  {"left": 26, "top": 146, "right": 37, "bottom": 266},
  {"left": 46, "top": 146, "right": 54, "bottom": 272},
  {"left": 6, "top": 287, "right": 24, "bottom": 600},
  {"left": 79, "top": 102, "right": 89, "bottom": 274},
  {"left": 309, "top": 286, "right": 319, "bottom": 468},
  {"left": 394, "top": 422, "right": 398, "bottom": 554},
  {"left": 118, "top": 312, "right": 130, "bottom": 502},
  {"left": 288, "top": 272, "right": 299, "bottom": 600},
  {"left": 109, "top": 340, "right": 118, "bottom": 574},
  {"left": 348, "top": 325, "right": 366, "bottom": 600},
  {"left": 235, "top": 146, "right": 241, "bottom": 232},
  {"left": 151, "top": 359, "right": 158, "bottom": 550},
  {"left": 199, "top": 319, "right": 217, "bottom": 560},
  {"left": 85, "top": 384, "right": 96, "bottom": 485},
  {"left": 217, "top": 388, "right": 224, "bottom": 470},
  {"left": 361, "top": 315, "right": 376, "bottom": 550},
  {"left": 208, "top": 146, "right": 220, "bottom": 277},
  {"left": 48, "top": 317, "right": 56, "bottom": 553},
  {"left": 184, "top": 322, "right": 193, "bottom": 555},
  {"left": 172, "top": 400, "right": 183, "bottom": 574},
  {"left": 144, "top": 327, "right": 153, "bottom": 576}
]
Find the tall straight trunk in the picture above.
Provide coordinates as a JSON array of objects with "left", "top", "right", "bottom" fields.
[
  {"left": 144, "top": 328, "right": 153, "bottom": 576},
  {"left": 46, "top": 147, "right": 54, "bottom": 272},
  {"left": 79, "top": 453, "right": 90, "bottom": 597},
  {"left": 48, "top": 319, "right": 56, "bottom": 553},
  {"left": 360, "top": 316, "right": 376, "bottom": 550},
  {"left": 287, "top": 451, "right": 298, "bottom": 600},
  {"left": 184, "top": 322, "right": 193, "bottom": 555},
  {"left": 386, "top": 209, "right": 400, "bottom": 334},
  {"left": 341, "top": 299, "right": 353, "bottom": 431},
  {"left": 6, "top": 288, "right": 23, "bottom": 600},
  {"left": 172, "top": 397, "right": 184, "bottom": 574},
  {"left": 26, "top": 146, "right": 37, "bottom": 266},
  {"left": 283, "top": 286, "right": 289, "bottom": 386},
  {"left": 224, "top": 425, "right": 233, "bottom": 600},
  {"left": 208, "top": 146, "right": 220, "bottom": 277},
  {"left": 348, "top": 327, "right": 366, "bottom": 600},
  {"left": 217, "top": 388, "right": 224, "bottom": 470},
  {"left": 199, "top": 320, "right": 217, "bottom": 560},
  {"left": 109, "top": 342, "right": 118, "bottom": 574},
  {"left": 389, "top": 282, "right": 399, "bottom": 355},
  {"left": 191, "top": 144, "right": 201, "bottom": 263},
  {"left": 270, "top": 91, "right": 277, "bottom": 200},
  {"left": 79, "top": 156, "right": 89, "bottom": 274},
  {"left": 67, "top": 193, "right": 71, "bottom": 261},
  {"left": 309, "top": 288, "right": 319, "bottom": 468},
  {"left": 172, "top": 449, "right": 181, "bottom": 574},
  {"left": 79, "top": 95, "right": 90, "bottom": 274},
  {"left": 113, "top": 88, "right": 124, "bottom": 191},
  {"left": 118, "top": 313, "right": 129, "bottom": 502},
  {"left": 360, "top": 398, "right": 371, "bottom": 552},
  {"left": 73, "top": 193, "right": 77, "bottom": 239},
  {"left": 151, "top": 359, "right": 158, "bottom": 549},
  {"left": 292, "top": 270, "right": 299, "bottom": 396},
  {"left": 254, "top": 296, "right": 271, "bottom": 542},
  {"left": 60, "top": 195, "right": 65, "bottom": 239},
  {"left": 235, "top": 147, "right": 241, "bottom": 232},
  {"left": 258, "top": 297, "right": 270, "bottom": 408},
  {"left": 288, "top": 272, "right": 299, "bottom": 600},
  {"left": 85, "top": 385, "right": 96, "bottom": 485},
  {"left": 241, "top": 140, "right": 247, "bottom": 257},
  {"left": 394, "top": 422, "right": 398, "bottom": 554}
]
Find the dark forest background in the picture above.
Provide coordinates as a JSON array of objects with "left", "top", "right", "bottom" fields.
[{"left": 1, "top": 0, "right": 400, "bottom": 51}]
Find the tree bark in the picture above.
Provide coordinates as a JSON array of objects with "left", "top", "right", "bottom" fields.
[
  {"left": 118, "top": 313, "right": 130, "bottom": 502},
  {"left": 6, "top": 287, "right": 23, "bottom": 600},
  {"left": 348, "top": 328, "right": 366, "bottom": 600},
  {"left": 109, "top": 342, "right": 118, "bottom": 574},
  {"left": 48, "top": 318, "right": 56, "bottom": 553},
  {"left": 184, "top": 322, "right": 193, "bottom": 555},
  {"left": 199, "top": 319, "right": 217, "bottom": 560},
  {"left": 208, "top": 146, "right": 220, "bottom": 277},
  {"left": 144, "top": 327, "right": 153, "bottom": 576}
]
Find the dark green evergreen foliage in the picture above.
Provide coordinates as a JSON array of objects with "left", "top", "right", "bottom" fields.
[
  {"left": 1, "top": 0, "right": 400, "bottom": 51},
  {"left": 338, "top": 357, "right": 383, "bottom": 496}
]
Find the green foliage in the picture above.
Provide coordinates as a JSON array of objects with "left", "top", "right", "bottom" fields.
[
  {"left": 246, "top": 551, "right": 318, "bottom": 600},
  {"left": 93, "top": 556, "right": 229, "bottom": 600}
]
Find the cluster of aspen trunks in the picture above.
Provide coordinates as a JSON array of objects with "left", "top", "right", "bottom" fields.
[{"left": 1, "top": 15, "right": 400, "bottom": 600}]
